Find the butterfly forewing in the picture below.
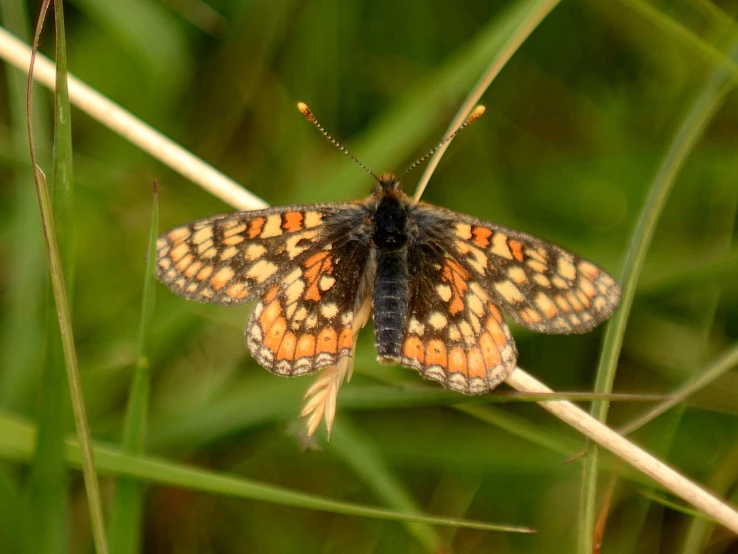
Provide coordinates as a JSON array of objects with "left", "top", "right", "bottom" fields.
[
  {"left": 157, "top": 204, "right": 352, "bottom": 305},
  {"left": 411, "top": 204, "right": 621, "bottom": 335}
]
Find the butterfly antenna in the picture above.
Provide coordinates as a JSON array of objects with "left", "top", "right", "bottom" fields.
[
  {"left": 298, "top": 102, "right": 379, "bottom": 182},
  {"left": 400, "top": 105, "right": 486, "bottom": 184}
]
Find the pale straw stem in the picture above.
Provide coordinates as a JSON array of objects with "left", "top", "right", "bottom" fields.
[
  {"left": 506, "top": 368, "right": 738, "bottom": 533},
  {"left": 0, "top": 26, "right": 266, "bottom": 211}
]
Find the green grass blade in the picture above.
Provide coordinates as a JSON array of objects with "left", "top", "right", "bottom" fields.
[
  {"left": 620, "top": 0, "right": 738, "bottom": 82},
  {"left": 26, "top": 322, "right": 69, "bottom": 554},
  {"left": 26, "top": 2, "right": 108, "bottom": 553},
  {"left": 330, "top": 419, "right": 442, "bottom": 552},
  {"left": 0, "top": 4, "right": 56, "bottom": 553},
  {"left": 108, "top": 185, "right": 158, "bottom": 554},
  {"left": 0, "top": 0, "right": 49, "bottom": 416},
  {"left": 578, "top": 39, "right": 738, "bottom": 553},
  {"left": 455, "top": 404, "right": 580, "bottom": 457},
  {"left": 0, "top": 415, "right": 534, "bottom": 535},
  {"left": 680, "top": 441, "right": 738, "bottom": 553},
  {"left": 638, "top": 248, "right": 738, "bottom": 295},
  {"left": 0, "top": 468, "right": 23, "bottom": 553},
  {"left": 26, "top": 1, "right": 75, "bottom": 552}
]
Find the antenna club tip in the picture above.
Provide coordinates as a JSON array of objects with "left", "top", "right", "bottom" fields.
[
  {"left": 467, "top": 105, "right": 486, "bottom": 123},
  {"left": 297, "top": 102, "right": 316, "bottom": 121}
]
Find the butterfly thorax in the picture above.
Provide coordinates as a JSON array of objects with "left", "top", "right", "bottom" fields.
[
  {"left": 371, "top": 180, "right": 409, "bottom": 250},
  {"left": 370, "top": 173, "right": 413, "bottom": 362}
]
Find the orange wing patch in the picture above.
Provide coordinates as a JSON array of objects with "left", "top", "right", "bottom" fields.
[
  {"left": 471, "top": 227, "right": 492, "bottom": 248},
  {"left": 282, "top": 211, "right": 304, "bottom": 233},
  {"left": 303, "top": 251, "right": 335, "bottom": 302},
  {"left": 248, "top": 217, "right": 265, "bottom": 238},
  {"left": 440, "top": 259, "right": 470, "bottom": 316}
]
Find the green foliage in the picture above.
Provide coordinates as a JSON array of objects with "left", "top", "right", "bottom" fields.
[{"left": 0, "top": 0, "right": 736, "bottom": 552}]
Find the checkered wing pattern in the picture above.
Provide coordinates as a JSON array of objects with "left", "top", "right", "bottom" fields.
[
  {"left": 157, "top": 204, "right": 353, "bottom": 304},
  {"left": 157, "top": 203, "right": 374, "bottom": 376},
  {"left": 414, "top": 204, "right": 621, "bottom": 334},
  {"left": 390, "top": 240, "right": 518, "bottom": 395},
  {"left": 246, "top": 225, "right": 373, "bottom": 376}
]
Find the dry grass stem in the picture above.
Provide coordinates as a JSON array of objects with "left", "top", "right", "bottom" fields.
[
  {"left": 0, "top": 26, "right": 266, "bottom": 211},
  {"left": 301, "top": 357, "right": 353, "bottom": 437},
  {"left": 301, "top": 300, "right": 372, "bottom": 437},
  {"left": 505, "top": 368, "right": 738, "bottom": 533}
]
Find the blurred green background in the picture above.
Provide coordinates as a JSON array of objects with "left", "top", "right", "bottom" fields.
[{"left": 0, "top": 0, "right": 737, "bottom": 552}]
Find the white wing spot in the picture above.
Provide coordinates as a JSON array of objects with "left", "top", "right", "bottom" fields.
[
  {"left": 436, "top": 284, "right": 452, "bottom": 302},
  {"left": 458, "top": 321, "right": 475, "bottom": 345},
  {"left": 293, "top": 307, "right": 308, "bottom": 326},
  {"left": 192, "top": 227, "right": 213, "bottom": 244},
  {"left": 197, "top": 239, "right": 214, "bottom": 255},
  {"left": 507, "top": 266, "right": 528, "bottom": 285},
  {"left": 527, "top": 259, "right": 547, "bottom": 273},
  {"left": 557, "top": 256, "right": 577, "bottom": 281},
  {"left": 319, "top": 275, "right": 336, "bottom": 291},
  {"left": 455, "top": 223, "right": 472, "bottom": 239},
  {"left": 304, "top": 211, "right": 323, "bottom": 228},
  {"left": 490, "top": 233, "right": 513, "bottom": 259},
  {"left": 428, "top": 312, "right": 448, "bottom": 330},
  {"left": 222, "top": 234, "right": 245, "bottom": 246},
  {"left": 284, "top": 279, "right": 306, "bottom": 305},
  {"left": 220, "top": 246, "right": 238, "bottom": 261},
  {"left": 320, "top": 303, "right": 339, "bottom": 319},
  {"left": 467, "top": 293, "right": 484, "bottom": 317},
  {"left": 260, "top": 214, "right": 283, "bottom": 238},
  {"left": 495, "top": 280, "right": 524, "bottom": 304},
  {"left": 246, "top": 260, "right": 278, "bottom": 283},
  {"left": 552, "top": 276, "right": 568, "bottom": 289},
  {"left": 408, "top": 318, "right": 425, "bottom": 336},
  {"left": 245, "top": 243, "right": 266, "bottom": 261}
]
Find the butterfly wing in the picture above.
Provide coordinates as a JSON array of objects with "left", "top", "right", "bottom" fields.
[
  {"left": 157, "top": 204, "right": 355, "bottom": 304},
  {"left": 157, "top": 203, "right": 375, "bottom": 376},
  {"left": 246, "top": 214, "right": 375, "bottom": 376},
  {"left": 411, "top": 203, "right": 621, "bottom": 334},
  {"left": 388, "top": 238, "right": 518, "bottom": 395}
]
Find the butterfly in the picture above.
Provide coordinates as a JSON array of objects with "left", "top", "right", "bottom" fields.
[{"left": 156, "top": 104, "right": 621, "bottom": 395}]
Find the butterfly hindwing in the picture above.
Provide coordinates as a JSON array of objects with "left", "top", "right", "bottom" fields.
[
  {"left": 385, "top": 239, "right": 518, "bottom": 395},
  {"left": 246, "top": 217, "right": 374, "bottom": 376}
]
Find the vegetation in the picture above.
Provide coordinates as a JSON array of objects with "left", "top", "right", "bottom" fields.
[{"left": 0, "top": 0, "right": 736, "bottom": 552}]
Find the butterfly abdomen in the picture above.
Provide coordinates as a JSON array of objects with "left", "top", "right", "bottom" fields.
[
  {"left": 373, "top": 250, "right": 409, "bottom": 359},
  {"left": 371, "top": 193, "right": 410, "bottom": 360}
]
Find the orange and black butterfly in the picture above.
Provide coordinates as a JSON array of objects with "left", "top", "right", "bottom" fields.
[{"left": 157, "top": 104, "right": 620, "bottom": 394}]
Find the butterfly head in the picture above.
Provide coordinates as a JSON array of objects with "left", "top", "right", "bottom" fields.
[{"left": 374, "top": 172, "right": 404, "bottom": 197}]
